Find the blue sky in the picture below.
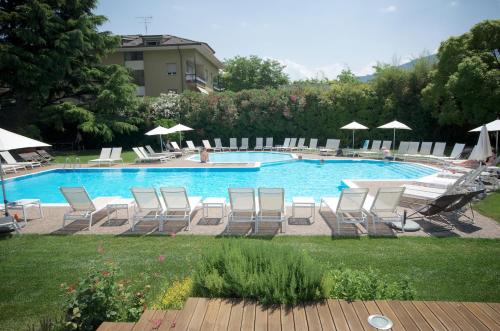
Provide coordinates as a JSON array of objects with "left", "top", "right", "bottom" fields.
[{"left": 96, "top": 0, "right": 500, "bottom": 80}]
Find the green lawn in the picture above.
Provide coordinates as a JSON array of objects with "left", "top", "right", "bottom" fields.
[
  {"left": 53, "top": 150, "right": 137, "bottom": 163},
  {"left": 0, "top": 235, "right": 498, "bottom": 330},
  {"left": 474, "top": 192, "right": 500, "bottom": 222}
]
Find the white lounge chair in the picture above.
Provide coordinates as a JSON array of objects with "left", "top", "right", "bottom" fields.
[
  {"left": 276, "top": 138, "right": 290, "bottom": 151},
  {"left": 227, "top": 188, "right": 257, "bottom": 233},
  {"left": 400, "top": 142, "right": 420, "bottom": 160},
  {"left": 406, "top": 142, "right": 433, "bottom": 161},
  {"left": 346, "top": 140, "right": 370, "bottom": 157},
  {"left": 240, "top": 138, "right": 249, "bottom": 151},
  {"left": 19, "top": 152, "right": 47, "bottom": 165},
  {"left": 363, "top": 187, "right": 405, "bottom": 233},
  {"left": 133, "top": 147, "right": 170, "bottom": 163},
  {"left": 263, "top": 137, "right": 273, "bottom": 150},
  {"left": 296, "top": 138, "right": 306, "bottom": 150},
  {"left": 202, "top": 140, "right": 216, "bottom": 151},
  {"left": 257, "top": 187, "right": 286, "bottom": 233},
  {"left": 381, "top": 140, "right": 392, "bottom": 150},
  {"left": 286, "top": 138, "right": 298, "bottom": 151},
  {"left": 0, "top": 151, "right": 41, "bottom": 169},
  {"left": 160, "top": 187, "right": 201, "bottom": 231},
  {"left": 88, "top": 148, "right": 112, "bottom": 166},
  {"left": 214, "top": 138, "right": 229, "bottom": 152},
  {"left": 358, "top": 140, "right": 382, "bottom": 157},
  {"left": 426, "top": 142, "right": 446, "bottom": 161},
  {"left": 145, "top": 145, "right": 170, "bottom": 157},
  {"left": 229, "top": 138, "right": 238, "bottom": 151},
  {"left": 431, "top": 143, "right": 465, "bottom": 163},
  {"left": 170, "top": 142, "right": 184, "bottom": 155},
  {"left": 141, "top": 146, "right": 175, "bottom": 160},
  {"left": 109, "top": 147, "right": 123, "bottom": 164},
  {"left": 254, "top": 137, "right": 264, "bottom": 150},
  {"left": 37, "top": 149, "right": 54, "bottom": 162},
  {"left": 320, "top": 188, "right": 369, "bottom": 235},
  {"left": 395, "top": 141, "right": 409, "bottom": 157},
  {"left": 130, "top": 187, "right": 165, "bottom": 231},
  {"left": 0, "top": 163, "right": 25, "bottom": 174},
  {"left": 60, "top": 187, "right": 118, "bottom": 230},
  {"left": 307, "top": 138, "right": 318, "bottom": 151},
  {"left": 319, "top": 139, "right": 340, "bottom": 156},
  {"left": 186, "top": 140, "right": 200, "bottom": 153}
]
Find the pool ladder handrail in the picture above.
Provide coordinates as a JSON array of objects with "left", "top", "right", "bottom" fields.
[{"left": 63, "top": 157, "right": 81, "bottom": 169}]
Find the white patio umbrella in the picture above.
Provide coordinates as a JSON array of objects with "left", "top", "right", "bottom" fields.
[
  {"left": 469, "top": 118, "right": 500, "bottom": 152},
  {"left": 0, "top": 128, "right": 51, "bottom": 218},
  {"left": 165, "top": 124, "right": 194, "bottom": 147},
  {"left": 340, "top": 121, "right": 368, "bottom": 148},
  {"left": 377, "top": 120, "right": 412, "bottom": 151},
  {"left": 468, "top": 125, "right": 492, "bottom": 161},
  {"left": 145, "top": 125, "right": 170, "bottom": 151}
]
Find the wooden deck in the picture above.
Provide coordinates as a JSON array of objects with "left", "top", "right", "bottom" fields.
[{"left": 98, "top": 297, "right": 500, "bottom": 331}]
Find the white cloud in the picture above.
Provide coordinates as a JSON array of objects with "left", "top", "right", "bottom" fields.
[
  {"left": 381, "top": 5, "right": 397, "bottom": 13},
  {"left": 450, "top": 1, "right": 459, "bottom": 7},
  {"left": 272, "top": 58, "right": 377, "bottom": 81}
]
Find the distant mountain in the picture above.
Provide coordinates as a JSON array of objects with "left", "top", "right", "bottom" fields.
[{"left": 357, "top": 54, "right": 437, "bottom": 82}]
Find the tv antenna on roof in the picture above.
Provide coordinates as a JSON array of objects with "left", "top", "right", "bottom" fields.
[{"left": 137, "top": 16, "right": 153, "bottom": 34}]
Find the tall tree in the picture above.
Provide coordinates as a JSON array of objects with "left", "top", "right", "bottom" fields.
[
  {"left": 0, "top": 0, "right": 139, "bottom": 141},
  {"left": 422, "top": 19, "right": 500, "bottom": 127},
  {"left": 220, "top": 55, "right": 289, "bottom": 92}
]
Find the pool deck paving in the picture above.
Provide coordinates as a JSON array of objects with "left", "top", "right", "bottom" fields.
[{"left": 3, "top": 153, "right": 500, "bottom": 238}]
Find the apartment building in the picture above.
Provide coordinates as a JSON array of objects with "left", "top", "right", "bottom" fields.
[{"left": 102, "top": 34, "right": 224, "bottom": 96}]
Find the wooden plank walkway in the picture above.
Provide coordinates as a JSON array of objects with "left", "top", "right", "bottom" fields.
[{"left": 98, "top": 298, "right": 500, "bottom": 331}]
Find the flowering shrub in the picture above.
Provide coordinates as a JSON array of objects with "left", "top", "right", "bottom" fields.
[
  {"left": 62, "top": 261, "right": 148, "bottom": 331},
  {"left": 152, "top": 277, "right": 193, "bottom": 310},
  {"left": 150, "top": 92, "right": 181, "bottom": 119}
]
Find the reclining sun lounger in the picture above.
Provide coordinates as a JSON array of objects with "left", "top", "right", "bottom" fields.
[
  {"left": 275, "top": 138, "right": 290, "bottom": 151},
  {"left": 186, "top": 141, "right": 199, "bottom": 153},
  {"left": 320, "top": 188, "right": 369, "bottom": 235},
  {"left": 88, "top": 148, "right": 112, "bottom": 166},
  {"left": 229, "top": 138, "right": 238, "bottom": 151},
  {"left": 0, "top": 151, "right": 41, "bottom": 169},
  {"left": 133, "top": 147, "right": 170, "bottom": 163},
  {"left": 214, "top": 138, "right": 229, "bottom": 152},
  {"left": 160, "top": 187, "right": 201, "bottom": 231},
  {"left": 358, "top": 140, "right": 382, "bottom": 157},
  {"left": 306, "top": 138, "right": 318, "bottom": 151},
  {"left": 227, "top": 188, "right": 257, "bottom": 234},
  {"left": 130, "top": 187, "right": 165, "bottom": 231},
  {"left": 263, "top": 137, "right": 273, "bottom": 151},
  {"left": 296, "top": 138, "right": 306, "bottom": 150},
  {"left": 319, "top": 139, "right": 340, "bottom": 156},
  {"left": 60, "top": 187, "right": 119, "bottom": 230},
  {"left": 254, "top": 137, "right": 264, "bottom": 151},
  {"left": 240, "top": 138, "right": 249, "bottom": 151},
  {"left": 257, "top": 187, "right": 286, "bottom": 233},
  {"left": 363, "top": 187, "right": 405, "bottom": 233}
]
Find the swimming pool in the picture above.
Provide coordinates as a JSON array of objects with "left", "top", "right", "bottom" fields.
[
  {"left": 1, "top": 160, "right": 437, "bottom": 203},
  {"left": 189, "top": 151, "right": 295, "bottom": 163}
]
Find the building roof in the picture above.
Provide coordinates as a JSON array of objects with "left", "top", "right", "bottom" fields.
[{"left": 120, "top": 34, "right": 216, "bottom": 53}]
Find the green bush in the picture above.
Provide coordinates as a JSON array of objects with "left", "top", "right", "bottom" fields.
[
  {"left": 323, "top": 267, "right": 416, "bottom": 301},
  {"left": 62, "top": 261, "right": 147, "bottom": 331},
  {"left": 193, "top": 240, "right": 416, "bottom": 305},
  {"left": 193, "top": 240, "right": 327, "bottom": 305}
]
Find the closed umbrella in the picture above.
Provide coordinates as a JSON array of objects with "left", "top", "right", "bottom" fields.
[
  {"left": 340, "top": 121, "right": 368, "bottom": 148},
  {"left": 0, "top": 128, "right": 51, "bottom": 218},
  {"left": 468, "top": 125, "right": 492, "bottom": 161},
  {"left": 165, "top": 124, "right": 194, "bottom": 147},
  {"left": 469, "top": 118, "right": 500, "bottom": 152},
  {"left": 145, "top": 126, "right": 170, "bottom": 151},
  {"left": 377, "top": 120, "right": 412, "bottom": 151}
]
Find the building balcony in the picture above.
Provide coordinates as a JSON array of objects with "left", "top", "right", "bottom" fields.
[{"left": 185, "top": 74, "right": 206, "bottom": 86}]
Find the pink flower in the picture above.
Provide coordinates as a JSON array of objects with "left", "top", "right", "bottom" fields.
[
  {"left": 157, "top": 255, "right": 166, "bottom": 263},
  {"left": 290, "top": 95, "right": 297, "bottom": 103},
  {"left": 171, "top": 320, "right": 176, "bottom": 328},
  {"left": 151, "top": 319, "right": 162, "bottom": 329}
]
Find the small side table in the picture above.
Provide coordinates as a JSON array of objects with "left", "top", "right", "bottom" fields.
[
  {"left": 202, "top": 197, "right": 226, "bottom": 222},
  {"left": 106, "top": 198, "right": 134, "bottom": 224},
  {"left": 7, "top": 199, "right": 44, "bottom": 227},
  {"left": 292, "top": 197, "right": 315, "bottom": 223}
]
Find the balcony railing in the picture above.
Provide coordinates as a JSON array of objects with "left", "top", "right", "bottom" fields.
[{"left": 185, "top": 73, "right": 206, "bottom": 86}]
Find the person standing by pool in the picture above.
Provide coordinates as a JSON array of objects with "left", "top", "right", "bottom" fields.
[{"left": 200, "top": 147, "right": 209, "bottom": 163}]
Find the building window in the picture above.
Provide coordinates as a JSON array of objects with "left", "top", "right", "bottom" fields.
[
  {"left": 124, "top": 51, "right": 143, "bottom": 61},
  {"left": 146, "top": 41, "right": 159, "bottom": 46},
  {"left": 130, "top": 70, "right": 145, "bottom": 86},
  {"left": 166, "top": 63, "right": 177, "bottom": 75}
]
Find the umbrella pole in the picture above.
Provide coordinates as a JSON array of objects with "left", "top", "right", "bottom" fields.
[
  {"left": 179, "top": 131, "right": 182, "bottom": 148},
  {"left": 352, "top": 130, "right": 355, "bottom": 148},
  {"left": 0, "top": 162, "right": 8, "bottom": 217},
  {"left": 393, "top": 128, "right": 396, "bottom": 153},
  {"left": 496, "top": 131, "right": 498, "bottom": 153}
]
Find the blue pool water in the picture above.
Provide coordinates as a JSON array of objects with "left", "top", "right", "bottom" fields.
[
  {"left": 1, "top": 160, "right": 437, "bottom": 203},
  {"left": 190, "top": 151, "right": 294, "bottom": 163}
]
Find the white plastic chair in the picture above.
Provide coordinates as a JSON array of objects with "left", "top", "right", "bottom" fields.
[
  {"left": 363, "top": 187, "right": 405, "bottom": 233},
  {"left": 254, "top": 137, "right": 264, "bottom": 150},
  {"left": 229, "top": 138, "right": 238, "bottom": 151},
  {"left": 263, "top": 137, "right": 273, "bottom": 150},
  {"left": 130, "top": 187, "right": 165, "bottom": 231},
  {"left": 240, "top": 138, "right": 249, "bottom": 151}
]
